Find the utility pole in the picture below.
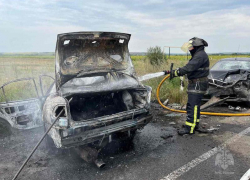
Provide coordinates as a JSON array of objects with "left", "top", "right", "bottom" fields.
[{"left": 162, "top": 46, "right": 181, "bottom": 61}]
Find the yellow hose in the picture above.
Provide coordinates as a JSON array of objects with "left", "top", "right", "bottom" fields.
[{"left": 156, "top": 74, "right": 250, "bottom": 116}]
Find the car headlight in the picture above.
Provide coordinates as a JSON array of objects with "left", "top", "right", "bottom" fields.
[
  {"left": 145, "top": 86, "right": 152, "bottom": 104},
  {"left": 147, "top": 91, "right": 151, "bottom": 104}
]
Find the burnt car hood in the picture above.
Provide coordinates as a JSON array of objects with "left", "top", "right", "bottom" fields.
[
  {"left": 208, "top": 69, "right": 250, "bottom": 85},
  {"left": 59, "top": 73, "right": 142, "bottom": 97},
  {"left": 55, "top": 32, "right": 135, "bottom": 89}
]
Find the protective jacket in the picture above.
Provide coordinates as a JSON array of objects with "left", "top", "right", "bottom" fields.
[{"left": 178, "top": 46, "right": 209, "bottom": 80}]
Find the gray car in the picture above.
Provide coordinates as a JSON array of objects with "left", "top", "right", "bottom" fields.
[{"left": 203, "top": 57, "right": 250, "bottom": 106}]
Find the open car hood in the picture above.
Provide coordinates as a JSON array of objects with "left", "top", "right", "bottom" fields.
[{"left": 55, "top": 32, "right": 135, "bottom": 88}]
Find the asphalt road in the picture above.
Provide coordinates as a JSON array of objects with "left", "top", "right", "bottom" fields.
[{"left": 1, "top": 105, "right": 250, "bottom": 180}]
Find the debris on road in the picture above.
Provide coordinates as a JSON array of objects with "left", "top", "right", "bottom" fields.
[
  {"left": 163, "top": 99, "right": 169, "bottom": 106},
  {"left": 169, "top": 122, "right": 176, "bottom": 125},
  {"left": 228, "top": 105, "right": 235, "bottom": 110},
  {"left": 165, "top": 113, "right": 182, "bottom": 117},
  {"left": 228, "top": 105, "right": 243, "bottom": 111},
  {"left": 201, "top": 96, "right": 229, "bottom": 110},
  {"left": 207, "top": 127, "right": 219, "bottom": 132},
  {"left": 235, "top": 106, "right": 242, "bottom": 111},
  {"left": 169, "top": 103, "right": 182, "bottom": 110},
  {"left": 202, "top": 123, "right": 208, "bottom": 126},
  {"left": 160, "top": 134, "right": 173, "bottom": 139}
]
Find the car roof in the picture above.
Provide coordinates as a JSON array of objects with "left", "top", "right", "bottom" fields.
[
  {"left": 219, "top": 57, "right": 250, "bottom": 61},
  {"left": 58, "top": 31, "right": 130, "bottom": 36}
]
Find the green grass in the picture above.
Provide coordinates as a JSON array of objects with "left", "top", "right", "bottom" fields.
[
  {"left": 0, "top": 54, "right": 249, "bottom": 104},
  {"left": 0, "top": 56, "right": 54, "bottom": 59},
  {"left": 0, "top": 57, "right": 54, "bottom": 102}
]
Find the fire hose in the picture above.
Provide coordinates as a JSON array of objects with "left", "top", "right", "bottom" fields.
[{"left": 156, "top": 74, "right": 250, "bottom": 117}]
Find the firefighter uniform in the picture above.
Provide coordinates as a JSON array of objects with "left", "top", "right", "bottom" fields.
[{"left": 172, "top": 37, "right": 209, "bottom": 135}]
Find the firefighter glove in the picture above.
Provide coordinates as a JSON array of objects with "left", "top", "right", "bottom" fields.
[{"left": 171, "top": 69, "right": 180, "bottom": 78}]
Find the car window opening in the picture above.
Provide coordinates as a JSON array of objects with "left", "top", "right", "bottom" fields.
[
  {"left": 18, "top": 105, "right": 25, "bottom": 111},
  {"left": 119, "top": 39, "right": 124, "bottom": 43},
  {"left": 5, "top": 107, "right": 15, "bottom": 114},
  {"left": 64, "top": 40, "right": 70, "bottom": 45}
]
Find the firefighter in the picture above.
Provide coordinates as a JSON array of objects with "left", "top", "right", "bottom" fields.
[{"left": 169, "top": 37, "right": 209, "bottom": 135}]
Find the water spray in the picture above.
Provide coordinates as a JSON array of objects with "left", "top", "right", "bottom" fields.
[{"left": 138, "top": 72, "right": 165, "bottom": 82}]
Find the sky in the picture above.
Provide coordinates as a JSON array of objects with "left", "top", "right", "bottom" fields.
[{"left": 0, "top": 0, "right": 250, "bottom": 53}]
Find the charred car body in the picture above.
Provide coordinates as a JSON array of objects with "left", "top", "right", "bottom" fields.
[
  {"left": 203, "top": 58, "right": 250, "bottom": 106},
  {"left": 0, "top": 76, "right": 54, "bottom": 130},
  {"left": 43, "top": 32, "right": 152, "bottom": 153}
]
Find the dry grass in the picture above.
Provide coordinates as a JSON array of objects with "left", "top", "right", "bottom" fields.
[
  {"left": 0, "top": 57, "right": 54, "bottom": 101},
  {"left": 0, "top": 54, "right": 249, "bottom": 104}
]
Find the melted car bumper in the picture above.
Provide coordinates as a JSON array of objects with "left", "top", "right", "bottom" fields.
[{"left": 60, "top": 114, "right": 152, "bottom": 148}]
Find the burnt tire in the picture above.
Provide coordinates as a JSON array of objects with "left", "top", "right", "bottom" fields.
[
  {"left": 43, "top": 123, "right": 70, "bottom": 155},
  {"left": 45, "top": 134, "right": 56, "bottom": 149},
  {"left": 43, "top": 123, "right": 57, "bottom": 151},
  {"left": 0, "top": 118, "right": 15, "bottom": 138}
]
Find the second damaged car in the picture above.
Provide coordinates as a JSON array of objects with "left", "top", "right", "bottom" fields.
[
  {"left": 202, "top": 57, "right": 250, "bottom": 109},
  {"left": 43, "top": 32, "right": 152, "bottom": 167}
]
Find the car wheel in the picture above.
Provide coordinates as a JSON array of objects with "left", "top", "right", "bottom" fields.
[
  {"left": 0, "top": 118, "right": 15, "bottom": 138},
  {"left": 43, "top": 123, "right": 57, "bottom": 151}
]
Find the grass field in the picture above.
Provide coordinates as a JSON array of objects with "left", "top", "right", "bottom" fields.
[{"left": 0, "top": 54, "right": 249, "bottom": 104}]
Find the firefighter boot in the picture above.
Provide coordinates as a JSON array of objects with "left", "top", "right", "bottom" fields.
[
  {"left": 178, "top": 125, "right": 194, "bottom": 136},
  {"left": 195, "top": 122, "right": 209, "bottom": 133}
]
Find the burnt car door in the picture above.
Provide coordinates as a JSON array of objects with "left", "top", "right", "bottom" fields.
[
  {"left": 39, "top": 74, "right": 55, "bottom": 104},
  {"left": 0, "top": 78, "right": 43, "bottom": 129}
]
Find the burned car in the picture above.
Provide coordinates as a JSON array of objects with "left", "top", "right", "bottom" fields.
[
  {"left": 42, "top": 32, "right": 152, "bottom": 164},
  {"left": 203, "top": 58, "right": 250, "bottom": 107}
]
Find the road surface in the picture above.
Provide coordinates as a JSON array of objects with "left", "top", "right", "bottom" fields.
[{"left": 1, "top": 104, "right": 250, "bottom": 180}]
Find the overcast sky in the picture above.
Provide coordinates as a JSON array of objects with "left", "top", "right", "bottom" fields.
[{"left": 0, "top": 0, "right": 250, "bottom": 53}]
